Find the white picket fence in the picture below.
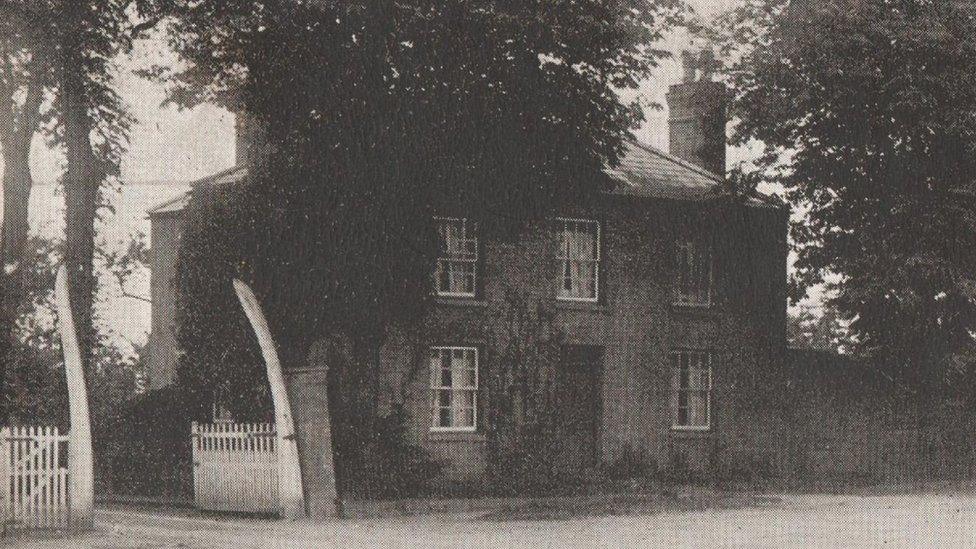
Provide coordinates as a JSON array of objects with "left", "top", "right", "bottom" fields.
[
  {"left": 191, "top": 422, "right": 280, "bottom": 514},
  {"left": 1, "top": 426, "right": 70, "bottom": 533}
]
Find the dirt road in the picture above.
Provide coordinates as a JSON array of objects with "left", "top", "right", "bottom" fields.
[{"left": 11, "top": 493, "right": 976, "bottom": 548}]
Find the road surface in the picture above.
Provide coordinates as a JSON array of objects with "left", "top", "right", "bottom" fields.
[{"left": 12, "top": 493, "right": 976, "bottom": 548}]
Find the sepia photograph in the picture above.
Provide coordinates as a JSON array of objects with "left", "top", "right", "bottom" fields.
[{"left": 1, "top": 0, "right": 975, "bottom": 547}]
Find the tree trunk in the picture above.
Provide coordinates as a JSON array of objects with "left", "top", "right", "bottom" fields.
[
  {"left": 0, "top": 81, "right": 42, "bottom": 422},
  {"left": 61, "top": 33, "right": 101, "bottom": 380}
]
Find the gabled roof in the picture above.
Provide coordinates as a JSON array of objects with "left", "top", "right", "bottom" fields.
[
  {"left": 606, "top": 140, "right": 782, "bottom": 208},
  {"left": 147, "top": 139, "right": 781, "bottom": 218},
  {"left": 147, "top": 166, "right": 248, "bottom": 217},
  {"left": 605, "top": 140, "right": 723, "bottom": 199}
]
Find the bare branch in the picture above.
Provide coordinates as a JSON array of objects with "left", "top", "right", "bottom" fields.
[{"left": 119, "top": 290, "right": 152, "bottom": 304}]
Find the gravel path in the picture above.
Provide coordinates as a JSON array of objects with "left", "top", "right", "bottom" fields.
[{"left": 10, "top": 493, "right": 976, "bottom": 548}]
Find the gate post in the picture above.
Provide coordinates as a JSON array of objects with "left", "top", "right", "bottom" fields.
[
  {"left": 233, "top": 279, "right": 307, "bottom": 519},
  {"left": 55, "top": 267, "right": 94, "bottom": 530},
  {"left": 283, "top": 359, "right": 338, "bottom": 519},
  {"left": 1, "top": 427, "right": 8, "bottom": 526}
]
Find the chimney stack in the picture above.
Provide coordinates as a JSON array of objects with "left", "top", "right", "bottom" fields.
[
  {"left": 235, "top": 111, "right": 271, "bottom": 167},
  {"left": 666, "top": 50, "right": 727, "bottom": 176}
]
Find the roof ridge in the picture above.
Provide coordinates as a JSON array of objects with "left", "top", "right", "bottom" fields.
[
  {"left": 146, "top": 190, "right": 193, "bottom": 215},
  {"left": 147, "top": 164, "right": 248, "bottom": 214},
  {"left": 189, "top": 164, "right": 246, "bottom": 187},
  {"left": 624, "top": 138, "right": 724, "bottom": 184}
]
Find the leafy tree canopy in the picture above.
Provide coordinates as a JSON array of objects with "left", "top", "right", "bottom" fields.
[
  {"left": 713, "top": 0, "right": 976, "bottom": 371},
  {"left": 154, "top": 1, "right": 684, "bottom": 416}
]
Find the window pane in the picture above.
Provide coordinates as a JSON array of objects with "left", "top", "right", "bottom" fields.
[
  {"left": 437, "top": 265, "right": 446, "bottom": 291},
  {"left": 459, "top": 367, "right": 476, "bottom": 388},
  {"left": 456, "top": 406, "right": 475, "bottom": 428},
  {"left": 675, "top": 240, "right": 713, "bottom": 305},
  {"left": 702, "top": 390, "right": 711, "bottom": 425},
  {"left": 673, "top": 351, "right": 713, "bottom": 428},
  {"left": 431, "top": 347, "right": 478, "bottom": 430},
  {"left": 434, "top": 218, "right": 477, "bottom": 296},
  {"left": 458, "top": 390, "right": 476, "bottom": 408},
  {"left": 555, "top": 219, "right": 599, "bottom": 300},
  {"left": 463, "top": 407, "right": 475, "bottom": 427},
  {"left": 690, "top": 392, "right": 708, "bottom": 427},
  {"left": 429, "top": 352, "right": 440, "bottom": 387}
]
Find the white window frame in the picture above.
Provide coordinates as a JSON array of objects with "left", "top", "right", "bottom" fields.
[
  {"left": 671, "top": 350, "right": 713, "bottom": 431},
  {"left": 674, "top": 239, "right": 715, "bottom": 307},
  {"left": 430, "top": 346, "right": 479, "bottom": 433},
  {"left": 434, "top": 217, "right": 478, "bottom": 298},
  {"left": 555, "top": 217, "right": 601, "bottom": 303}
]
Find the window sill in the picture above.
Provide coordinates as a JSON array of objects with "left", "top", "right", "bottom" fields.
[
  {"left": 555, "top": 300, "right": 610, "bottom": 314},
  {"left": 433, "top": 297, "right": 489, "bottom": 308},
  {"left": 670, "top": 427, "right": 713, "bottom": 438},
  {"left": 426, "top": 430, "right": 487, "bottom": 443}
]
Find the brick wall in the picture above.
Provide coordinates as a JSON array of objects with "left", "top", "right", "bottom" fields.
[
  {"left": 377, "top": 196, "right": 790, "bottom": 483},
  {"left": 783, "top": 349, "right": 919, "bottom": 482},
  {"left": 148, "top": 212, "right": 186, "bottom": 390}
]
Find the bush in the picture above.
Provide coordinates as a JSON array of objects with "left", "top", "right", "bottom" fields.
[
  {"left": 100, "top": 387, "right": 193, "bottom": 499},
  {"left": 663, "top": 451, "right": 693, "bottom": 484},
  {"left": 603, "top": 444, "right": 656, "bottom": 482},
  {"left": 357, "top": 407, "right": 442, "bottom": 500},
  {"left": 708, "top": 443, "right": 778, "bottom": 488},
  {"left": 485, "top": 423, "right": 575, "bottom": 497}
]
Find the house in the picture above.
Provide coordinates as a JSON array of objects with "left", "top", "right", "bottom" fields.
[{"left": 148, "top": 64, "right": 793, "bottom": 501}]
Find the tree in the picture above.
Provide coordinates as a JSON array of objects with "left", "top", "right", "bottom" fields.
[
  {"left": 712, "top": 0, "right": 976, "bottom": 471},
  {"left": 718, "top": 0, "right": 976, "bottom": 369},
  {"left": 0, "top": 0, "right": 159, "bottom": 391},
  {"left": 155, "top": 0, "right": 683, "bottom": 492},
  {"left": 0, "top": 1, "right": 54, "bottom": 422},
  {"left": 57, "top": 0, "right": 138, "bottom": 381},
  {"left": 3, "top": 231, "right": 148, "bottom": 426},
  {"left": 786, "top": 306, "right": 851, "bottom": 353}
]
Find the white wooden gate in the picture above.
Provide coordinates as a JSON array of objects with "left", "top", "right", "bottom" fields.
[
  {"left": 1, "top": 426, "right": 70, "bottom": 532},
  {"left": 191, "top": 422, "right": 280, "bottom": 513}
]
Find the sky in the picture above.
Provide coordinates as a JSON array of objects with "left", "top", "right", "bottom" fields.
[{"left": 11, "top": 0, "right": 796, "bottom": 354}]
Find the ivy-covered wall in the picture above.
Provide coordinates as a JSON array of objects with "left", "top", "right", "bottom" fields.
[{"left": 364, "top": 196, "right": 790, "bottom": 486}]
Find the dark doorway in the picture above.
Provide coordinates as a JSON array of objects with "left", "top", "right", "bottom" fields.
[{"left": 553, "top": 345, "right": 603, "bottom": 473}]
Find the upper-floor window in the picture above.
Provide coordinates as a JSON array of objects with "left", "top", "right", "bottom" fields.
[
  {"left": 674, "top": 239, "right": 714, "bottom": 306},
  {"left": 430, "top": 346, "right": 478, "bottom": 431},
  {"left": 434, "top": 217, "right": 478, "bottom": 297},
  {"left": 672, "top": 350, "right": 713, "bottom": 430},
  {"left": 555, "top": 218, "right": 601, "bottom": 302}
]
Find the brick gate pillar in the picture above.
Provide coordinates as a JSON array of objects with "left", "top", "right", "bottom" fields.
[{"left": 284, "top": 358, "right": 338, "bottom": 518}]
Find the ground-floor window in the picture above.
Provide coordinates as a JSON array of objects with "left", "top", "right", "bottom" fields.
[
  {"left": 430, "top": 346, "right": 478, "bottom": 431},
  {"left": 672, "top": 350, "right": 712, "bottom": 430}
]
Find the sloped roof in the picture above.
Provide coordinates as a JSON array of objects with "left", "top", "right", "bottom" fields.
[
  {"left": 147, "top": 166, "right": 248, "bottom": 217},
  {"left": 606, "top": 140, "right": 781, "bottom": 208},
  {"left": 147, "top": 140, "right": 780, "bottom": 217},
  {"left": 606, "top": 140, "right": 723, "bottom": 199},
  {"left": 146, "top": 191, "right": 193, "bottom": 216}
]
